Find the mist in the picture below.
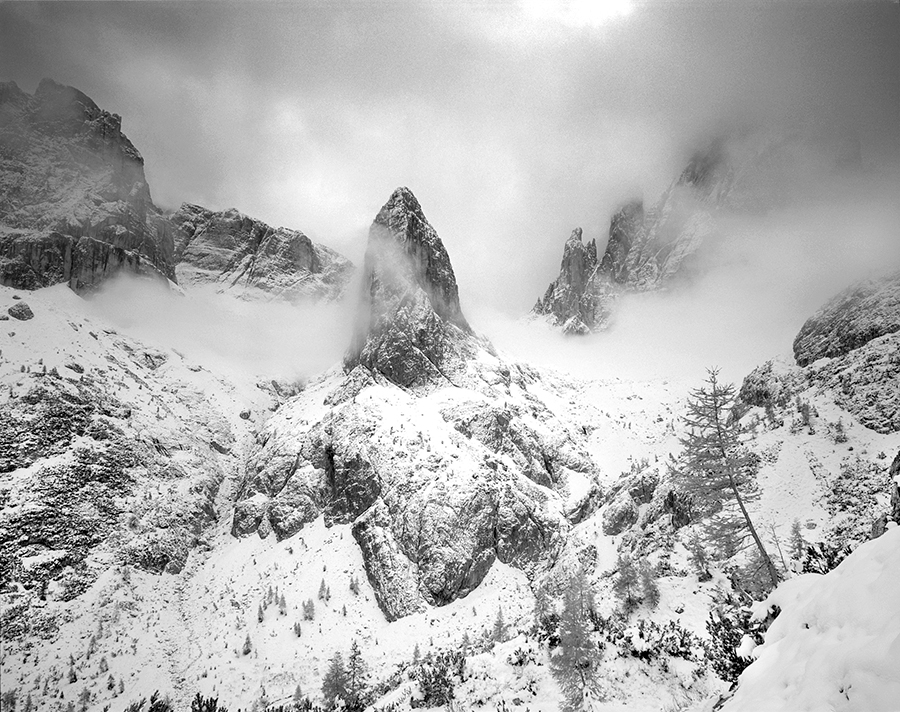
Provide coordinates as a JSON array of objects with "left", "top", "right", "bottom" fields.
[
  {"left": 86, "top": 275, "right": 357, "bottom": 381},
  {"left": 473, "top": 160, "right": 900, "bottom": 386}
]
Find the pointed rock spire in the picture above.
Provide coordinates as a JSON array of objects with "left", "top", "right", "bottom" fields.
[{"left": 345, "top": 187, "right": 473, "bottom": 387}]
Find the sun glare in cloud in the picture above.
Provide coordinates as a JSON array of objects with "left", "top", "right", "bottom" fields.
[{"left": 523, "top": 0, "right": 633, "bottom": 27}]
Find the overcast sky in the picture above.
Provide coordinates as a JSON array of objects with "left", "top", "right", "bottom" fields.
[{"left": 2, "top": 0, "right": 899, "bottom": 380}]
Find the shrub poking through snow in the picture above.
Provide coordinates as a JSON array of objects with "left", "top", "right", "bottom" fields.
[
  {"left": 411, "top": 651, "right": 463, "bottom": 708},
  {"left": 704, "top": 595, "right": 769, "bottom": 683}
]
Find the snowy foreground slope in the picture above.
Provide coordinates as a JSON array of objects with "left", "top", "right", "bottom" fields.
[
  {"left": 2, "top": 190, "right": 899, "bottom": 712},
  {"left": 720, "top": 526, "right": 900, "bottom": 712}
]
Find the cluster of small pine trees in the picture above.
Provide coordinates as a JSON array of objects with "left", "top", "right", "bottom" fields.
[{"left": 321, "top": 640, "right": 369, "bottom": 711}]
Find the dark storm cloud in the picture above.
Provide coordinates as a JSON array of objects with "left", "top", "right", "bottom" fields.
[{"left": 1, "top": 1, "right": 898, "bottom": 380}]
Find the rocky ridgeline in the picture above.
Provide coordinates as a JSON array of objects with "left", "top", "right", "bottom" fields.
[
  {"left": 533, "top": 130, "right": 848, "bottom": 333},
  {"left": 232, "top": 187, "right": 601, "bottom": 620},
  {"left": 0, "top": 78, "right": 353, "bottom": 301},
  {"left": 171, "top": 203, "right": 353, "bottom": 302},
  {"left": 743, "top": 271, "right": 900, "bottom": 434},
  {"left": 793, "top": 270, "right": 900, "bottom": 366},
  {"left": 0, "top": 79, "right": 175, "bottom": 291}
]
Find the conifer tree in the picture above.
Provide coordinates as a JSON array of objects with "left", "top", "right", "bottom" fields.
[
  {"left": 242, "top": 634, "right": 252, "bottom": 656},
  {"left": 672, "top": 369, "right": 780, "bottom": 589},
  {"left": 612, "top": 554, "right": 642, "bottom": 613},
  {"left": 345, "top": 640, "right": 370, "bottom": 712},
  {"left": 639, "top": 561, "right": 660, "bottom": 609},
  {"left": 412, "top": 643, "right": 421, "bottom": 663},
  {"left": 492, "top": 607, "right": 506, "bottom": 642},
  {"left": 551, "top": 564, "right": 603, "bottom": 711},
  {"left": 321, "top": 651, "right": 348, "bottom": 709},
  {"left": 318, "top": 579, "right": 327, "bottom": 601},
  {"left": 687, "top": 532, "right": 713, "bottom": 581},
  {"left": 789, "top": 519, "right": 806, "bottom": 564}
]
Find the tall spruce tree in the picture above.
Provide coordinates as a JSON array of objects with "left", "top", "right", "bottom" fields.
[
  {"left": 321, "top": 651, "right": 348, "bottom": 709},
  {"left": 673, "top": 369, "right": 779, "bottom": 589}
]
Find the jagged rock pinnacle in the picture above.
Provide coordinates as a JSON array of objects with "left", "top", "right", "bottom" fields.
[{"left": 345, "top": 187, "right": 474, "bottom": 387}]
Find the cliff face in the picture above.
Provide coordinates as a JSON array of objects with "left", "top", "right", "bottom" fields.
[
  {"left": 793, "top": 271, "right": 900, "bottom": 367},
  {"left": 344, "top": 187, "right": 476, "bottom": 387},
  {"left": 0, "top": 79, "right": 175, "bottom": 291},
  {"left": 742, "top": 271, "right": 900, "bottom": 435},
  {"left": 0, "top": 79, "right": 354, "bottom": 301},
  {"left": 170, "top": 204, "right": 353, "bottom": 302}
]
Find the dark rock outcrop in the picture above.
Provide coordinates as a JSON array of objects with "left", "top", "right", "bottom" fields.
[
  {"left": 0, "top": 79, "right": 175, "bottom": 291},
  {"left": 345, "top": 187, "right": 477, "bottom": 387},
  {"left": 170, "top": 204, "right": 353, "bottom": 302},
  {"left": 6, "top": 301, "right": 33, "bottom": 320},
  {"left": 793, "top": 271, "right": 900, "bottom": 366},
  {"left": 532, "top": 228, "right": 614, "bottom": 335}
]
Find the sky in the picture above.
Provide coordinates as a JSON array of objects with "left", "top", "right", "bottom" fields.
[{"left": 2, "top": 0, "right": 899, "bottom": 383}]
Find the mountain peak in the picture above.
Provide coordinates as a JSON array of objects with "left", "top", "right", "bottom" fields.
[{"left": 345, "top": 187, "right": 474, "bottom": 387}]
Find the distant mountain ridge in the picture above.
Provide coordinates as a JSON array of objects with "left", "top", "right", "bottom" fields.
[
  {"left": 171, "top": 203, "right": 353, "bottom": 302},
  {"left": 0, "top": 78, "right": 353, "bottom": 300},
  {"left": 533, "top": 129, "right": 856, "bottom": 333}
]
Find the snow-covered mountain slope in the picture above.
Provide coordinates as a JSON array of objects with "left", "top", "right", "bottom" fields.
[
  {"left": 2, "top": 177, "right": 898, "bottom": 712},
  {"left": 232, "top": 188, "right": 607, "bottom": 622},
  {"left": 170, "top": 204, "right": 353, "bottom": 303}
]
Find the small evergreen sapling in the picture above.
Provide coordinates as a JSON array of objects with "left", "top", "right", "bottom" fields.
[
  {"left": 612, "top": 554, "right": 642, "bottom": 614},
  {"left": 345, "top": 640, "right": 370, "bottom": 711},
  {"left": 551, "top": 565, "right": 604, "bottom": 711},
  {"left": 492, "top": 607, "right": 506, "bottom": 643}
]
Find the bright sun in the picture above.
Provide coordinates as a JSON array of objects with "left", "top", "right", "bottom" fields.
[{"left": 522, "top": 0, "right": 634, "bottom": 27}]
